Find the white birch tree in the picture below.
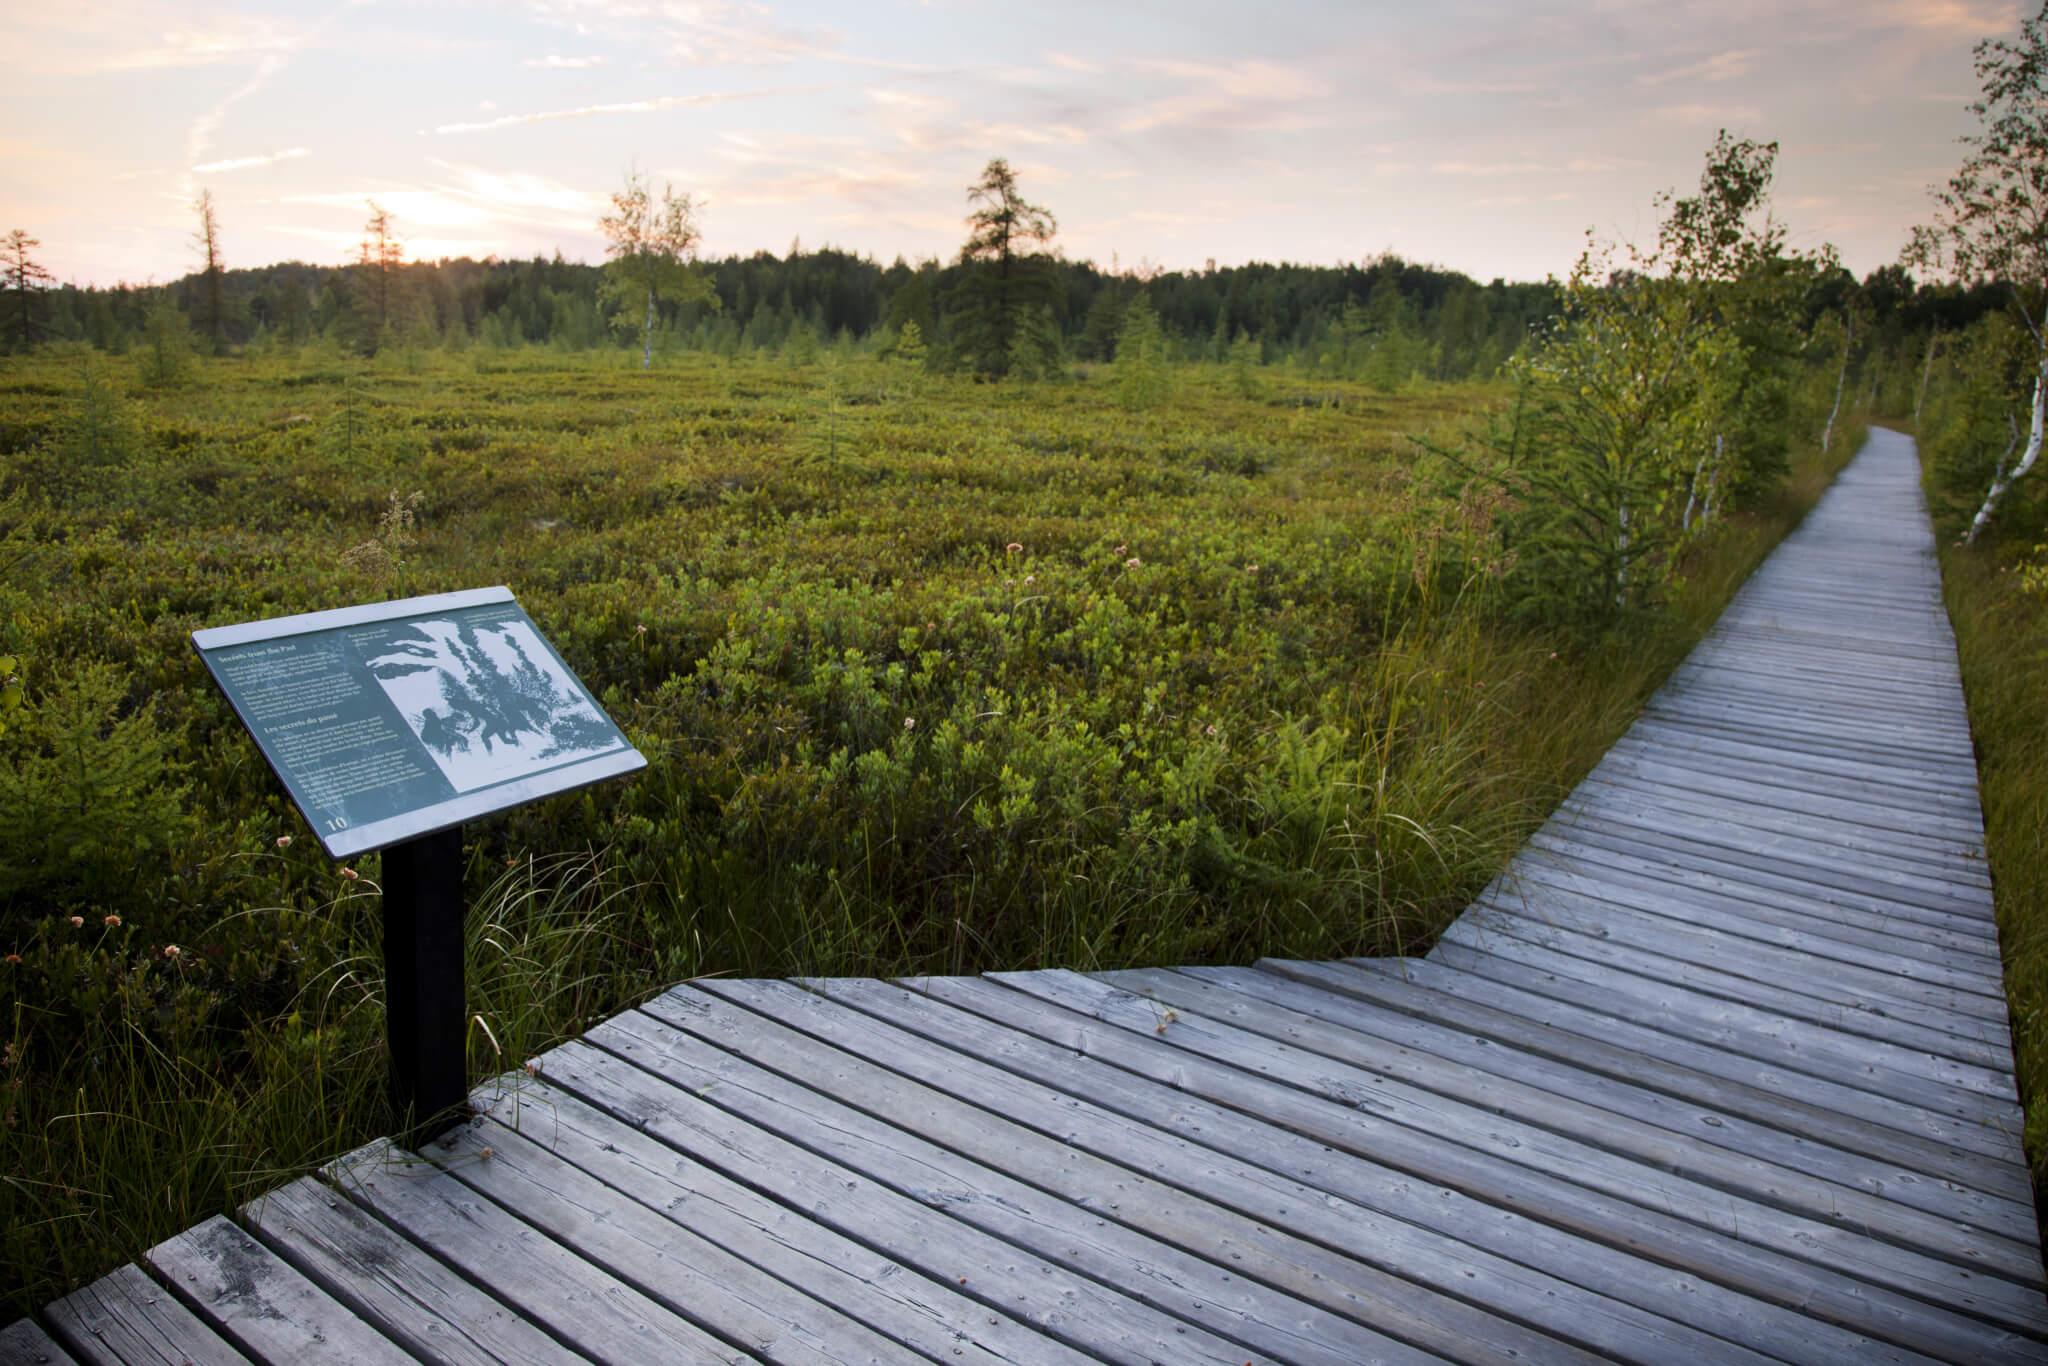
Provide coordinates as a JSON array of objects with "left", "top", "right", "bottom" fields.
[
  {"left": 1910, "top": 2, "right": 2048, "bottom": 543},
  {"left": 598, "top": 170, "right": 716, "bottom": 369}
]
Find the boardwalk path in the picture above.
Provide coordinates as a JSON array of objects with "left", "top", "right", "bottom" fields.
[{"left": 9, "top": 428, "right": 2045, "bottom": 1364}]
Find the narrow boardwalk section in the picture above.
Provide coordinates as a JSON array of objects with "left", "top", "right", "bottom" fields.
[{"left": 13, "top": 429, "right": 2045, "bottom": 1364}]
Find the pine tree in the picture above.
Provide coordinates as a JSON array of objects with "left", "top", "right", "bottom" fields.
[
  {"left": 954, "top": 158, "right": 1058, "bottom": 376},
  {"left": 1007, "top": 304, "right": 1065, "bottom": 381},
  {"left": 3, "top": 230, "right": 54, "bottom": 351},
  {"left": 1114, "top": 293, "right": 1169, "bottom": 410},
  {"left": 893, "top": 318, "right": 928, "bottom": 367},
  {"left": 135, "top": 291, "right": 193, "bottom": 388}
]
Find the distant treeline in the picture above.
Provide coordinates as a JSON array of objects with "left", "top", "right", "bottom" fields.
[{"left": 26, "top": 247, "right": 2012, "bottom": 383}]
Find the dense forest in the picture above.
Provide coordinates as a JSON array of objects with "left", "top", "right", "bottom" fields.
[{"left": 11, "top": 233, "right": 2008, "bottom": 389}]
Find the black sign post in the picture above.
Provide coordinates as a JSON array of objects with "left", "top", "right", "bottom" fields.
[
  {"left": 380, "top": 827, "right": 468, "bottom": 1146},
  {"left": 193, "top": 587, "right": 645, "bottom": 1149}
]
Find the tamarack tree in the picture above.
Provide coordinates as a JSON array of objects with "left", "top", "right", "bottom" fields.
[
  {"left": 192, "top": 190, "right": 225, "bottom": 352},
  {"left": 3, "top": 230, "right": 54, "bottom": 352},
  {"left": 599, "top": 170, "right": 716, "bottom": 370},
  {"left": 1424, "top": 134, "right": 1820, "bottom": 619},
  {"left": 1909, "top": 0, "right": 2048, "bottom": 543}
]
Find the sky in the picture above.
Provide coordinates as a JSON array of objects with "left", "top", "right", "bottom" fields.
[{"left": 0, "top": 0, "right": 2019, "bottom": 288}]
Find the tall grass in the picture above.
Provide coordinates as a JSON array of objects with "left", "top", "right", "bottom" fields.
[{"left": 1938, "top": 545, "right": 2048, "bottom": 1224}]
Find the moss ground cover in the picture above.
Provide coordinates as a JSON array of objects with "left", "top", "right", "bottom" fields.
[{"left": 0, "top": 346, "right": 1853, "bottom": 1315}]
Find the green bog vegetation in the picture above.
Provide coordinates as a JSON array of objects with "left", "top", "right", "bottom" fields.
[{"left": 0, "top": 341, "right": 1867, "bottom": 1312}]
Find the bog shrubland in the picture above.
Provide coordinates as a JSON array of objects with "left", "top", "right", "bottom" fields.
[{"left": 0, "top": 337, "right": 1868, "bottom": 1312}]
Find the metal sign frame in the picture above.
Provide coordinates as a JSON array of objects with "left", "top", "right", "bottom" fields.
[{"left": 193, "top": 586, "right": 645, "bottom": 858}]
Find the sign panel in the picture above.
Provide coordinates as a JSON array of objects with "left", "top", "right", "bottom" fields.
[{"left": 194, "top": 587, "right": 645, "bottom": 858}]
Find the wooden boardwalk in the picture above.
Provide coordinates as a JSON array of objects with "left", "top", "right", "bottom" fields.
[{"left": 8, "top": 427, "right": 2044, "bottom": 1364}]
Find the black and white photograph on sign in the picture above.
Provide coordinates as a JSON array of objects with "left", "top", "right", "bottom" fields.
[{"left": 362, "top": 617, "right": 623, "bottom": 793}]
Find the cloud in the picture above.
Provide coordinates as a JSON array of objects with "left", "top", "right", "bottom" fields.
[
  {"left": 429, "top": 161, "right": 609, "bottom": 217},
  {"left": 432, "top": 87, "right": 793, "bottom": 134},
  {"left": 1432, "top": 160, "right": 1557, "bottom": 176},
  {"left": 1637, "top": 48, "right": 1760, "bottom": 87},
  {"left": 526, "top": 54, "right": 606, "bottom": 68},
  {"left": 866, "top": 88, "right": 951, "bottom": 115},
  {"left": 1429, "top": 157, "right": 1637, "bottom": 177},
  {"left": 690, "top": 130, "right": 930, "bottom": 209},
  {"left": 187, "top": 51, "right": 290, "bottom": 165},
  {"left": 7, "top": 8, "right": 308, "bottom": 75},
  {"left": 1654, "top": 102, "right": 1764, "bottom": 126},
  {"left": 523, "top": 0, "right": 924, "bottom": 70},
  {"left": 1136, "top": 58, "right": 1330, "bottom": 102},
  {"left": 193, "top": 147, "right": 310, "bottom": 174},
  {"left": 1877, "top": 0, "right": 2021, "bottom": 34},
  {"left": 1046, "top": 52, "right": 1103, "bottom": 75},
  {"left": 1119, "top": 59, "right": 1336, "bottom": 135}
]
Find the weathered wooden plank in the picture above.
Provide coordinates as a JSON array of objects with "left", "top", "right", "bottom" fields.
[
  {"left": 1665, "top": 670, "right": 1959, "bottom": 710},
  {"left": 1529, "top": 820, "right": 1998, "bottom": 933},
  {"left": 422, "top": 1117, "right": 914, "bottom": 1365},
  {"left": 1553, "top": 784, "right": 1997, "bottom": 902},
  {"left": 44, "top": 1262, "right": 249, "bottom": 1366},
  {"left": 1144, "top": 964, "right": 2040, "bottom": 1247},
  {"left": 1509, "top": 847, "right": 2005, "bottom": 1002},
  {"left": 471, "top": 1076, "right": 1086, "bottom": 1366},
  {"left": 988, "top": 969, "right": 2048, "bottom": 1336},
  {"left": 535, "top": 1036, "right": 1228, "bottom": 1366},
  {"left": 1588, "top": 762, "right": 1986, "bottom": 863},
  {"left": 628, "top": 985, "right": 1451, "bottom": 1366},
  {"left": 144, "top": 1216, "right": 411, "bottom": 1366},
  {"left": 1337, "top": 958, "right": 2013, "bottom": 1166},
  {"left": 1059, "top": 961, "right": 2042, "bottom": 1280},
  {"left": 1569, "top": 769, "right": 1995, "bottom": 886},
  {"left": 1458, "top": 884, "right": 2016, "bottom": 1070},
  {"left": 322, "top": 1141, "right": 741, "bottom": 1364},
  {"left": 1513, "top": 834, "right": 2006, "bottom": 981},
  {"left": 593, "top": 1011, "right": 1384, "bottom": 1359},
  {"left": 1524, "top": 816, "right": 1998, "bottom": 947},
  {"left": 1542, "top": 807, "right": 1998, "bottom": 919},
  {"left": 1590, "top": 749, "right": 1990, "bottom": 856},
  {"left": 1640, "top": 694, "right": 1981, "bottom": 767},
  {"left": 0, "top": 1321, "right": 77, "bottom": 1366},
  {"left": 1615, "top": 721, "right": 1985, "bottom": 810},
  {"left": 1653, "top": 684, "right": 1973, "bottom": 746},
  {"left": 1523, "top": 786, "right": 1982, "bottom": 946},
  {"left": 240, "top": 1175, "right": 573, "bottom": 1366},
  {"left": 713, "top": 976, "right": 1629, "bottom": 1365},
  {"left": 1685, "top": 639, "right": 1964, "bottom": 690},
  {"left": 1672, "top": 651, "right": 1966, "bottom": 704},
  {"left": 1259, "top": 958, "right": 2033, "bottom": 1202},
  {"left": 894, "top": 971, "right": 1963, "bottom": 1364},
  {"left": 1635, "top": 708, "right": 1983, "bottom": 783},
  {"left": 1426, "top": 934, "right": 2025, "bottom": 1134},
  {"left": 806, "top": 973, "right": 1838, "bottom": 1363},
  {"left": 932, "top": 971, "right": 2041, "bottom": 1360},
  {"left": 1473, "top": 873, "right": 2013, "bottom": 1039}
]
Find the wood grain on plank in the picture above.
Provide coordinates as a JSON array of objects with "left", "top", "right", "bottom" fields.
[{"left": 44, "top": 1263, "right": 249, "bottom": 1366}]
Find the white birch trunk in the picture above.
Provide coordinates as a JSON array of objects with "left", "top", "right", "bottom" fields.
[
  {"left": 643, "top": 284, "right": 655, "bottom": 370},
  {"left": 1704, "top": 434, "right": 1722, "bottom": 524},
  {"left": 1914, "top": 330, "right": 1940, "bottom": 425},
  {"left": 1965, "top": 358, "right": 2047, "bottom": 544},
  {"left": 1822, "top": 316, "right": 1853, "bottom": 453}
]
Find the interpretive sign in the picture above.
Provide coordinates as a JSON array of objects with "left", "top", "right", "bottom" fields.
[{"left": 193, "top": 586, "right": 645, "bottom": 858}]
